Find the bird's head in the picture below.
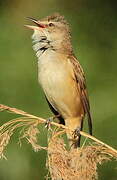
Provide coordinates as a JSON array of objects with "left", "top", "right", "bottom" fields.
[{"left": 25, "top": 13, "right": 73, "bottom": 54}]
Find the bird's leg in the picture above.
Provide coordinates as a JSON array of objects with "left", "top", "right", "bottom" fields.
[
  {"left": 73, "top": 127, "right": 81, "bottom": 139},
  {"left": 72, "top": 115, "right": 84, "bottom": 147},
  {"left": 45, "top": 114, "right": 61, "bottom": 130},
  {"left": 53, "top": 114, "right": 61, "bottom": 120},
  {"left": 71, "top": 114, "right": 84, "bottom": 148},
  {"left": 72, "top": 127, "right": 81, "bottom": 147}
]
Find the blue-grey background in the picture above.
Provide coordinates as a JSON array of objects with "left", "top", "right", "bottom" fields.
[{"left": 0, "top": 0, "right": 117, "bottom": 179}]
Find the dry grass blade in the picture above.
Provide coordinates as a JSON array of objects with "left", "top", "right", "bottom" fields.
[
  {"left": 0, "top": 115, "right": 47, "bottom": 158},
  {"left": 0, "top": 104, "right": 117, "bottom": 155},
  {"left": 19, "top": 123, "right": 47, "bottom": 151},
  {"left": 0, "top": 104, "right": 117, "bottom": 180},
  {"left": 47, "top": 135, "right": 117, "bottom": 180},
  {"left": 0, "top": 130, "right": 12, "bottom": 159}
]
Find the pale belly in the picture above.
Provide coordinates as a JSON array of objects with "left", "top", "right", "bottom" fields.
[{"left": 38, "top": 54, "right": 83, "bottom": 119}]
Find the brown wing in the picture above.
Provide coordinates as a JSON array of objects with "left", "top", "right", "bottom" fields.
[{"left": 70, "top": 55, "right": 92, "bottom": 135}]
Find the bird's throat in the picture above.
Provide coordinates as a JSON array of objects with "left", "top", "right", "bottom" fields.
[{"left": 32, "top": 29, "right": 73, "bottom": 58}]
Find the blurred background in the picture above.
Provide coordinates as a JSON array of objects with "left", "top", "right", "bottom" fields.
[{"left": 0, "top": 0, "right": 117, "bottom": 179}]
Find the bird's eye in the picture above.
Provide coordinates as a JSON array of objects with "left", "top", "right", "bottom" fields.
[{"left": 49, "top": 23, "right": 54, "bottom": 27}]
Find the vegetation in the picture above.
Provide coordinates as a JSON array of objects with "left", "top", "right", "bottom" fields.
[{"left": 0, "top": 104, "right": 116, "bottom": 180}]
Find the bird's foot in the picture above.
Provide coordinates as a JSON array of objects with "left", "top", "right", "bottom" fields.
[
  {"left": 45, "top": 114, "right": 60, "bottom": 130},
  {"left": 72, "top": 127, "right": 81, "bottom": 139},
  {"left": 45, "top": 117, "right": 53, "bottom": 131},
  {"left": 72, "top": 127, "right": 81, "bottom": 147}
]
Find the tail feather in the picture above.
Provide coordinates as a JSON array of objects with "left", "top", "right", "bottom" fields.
[{"left": 81, "top": 94, "right": 92, "bottom": 135}]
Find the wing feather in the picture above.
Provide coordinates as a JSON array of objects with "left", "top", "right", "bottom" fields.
[{"left": 70, "top": 55, "right": 92, "bottom": 135}]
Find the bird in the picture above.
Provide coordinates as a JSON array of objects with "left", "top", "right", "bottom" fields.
[{"left": 25, "top": 13, "right": 92, "bottom": 148}]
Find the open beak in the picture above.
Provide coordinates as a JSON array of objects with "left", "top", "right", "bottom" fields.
[{"left": 25, "top": 17, "right": 46, "bottom": 30}]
